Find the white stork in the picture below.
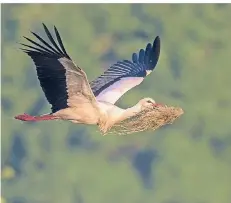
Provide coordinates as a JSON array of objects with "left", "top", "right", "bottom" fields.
[{"left": 15, "top": 24, "right": 161, "bottom": 133}]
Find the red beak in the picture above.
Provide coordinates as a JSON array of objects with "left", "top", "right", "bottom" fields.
[{"left": 152, "top": 103, "right": 163, "bottom": 107}]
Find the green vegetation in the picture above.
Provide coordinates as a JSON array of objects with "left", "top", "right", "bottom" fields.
[{"left": 2, "top": 4, "right": 231, "bottom": 203}]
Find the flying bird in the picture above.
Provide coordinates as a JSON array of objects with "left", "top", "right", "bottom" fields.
[{"left": 15, "top": 24, "right": 161, "bottom": 133}]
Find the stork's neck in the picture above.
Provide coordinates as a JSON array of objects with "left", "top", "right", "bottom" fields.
[
  {"left": 98, "top": 102, "right": 141, "bottom": 134},
  {"left": 120, "top": 103, "right": 142, "bottom": 121}
]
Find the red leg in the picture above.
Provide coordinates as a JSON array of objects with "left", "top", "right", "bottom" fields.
[{"left": 15, "top": 113, "right": 58, "bottom": 122}]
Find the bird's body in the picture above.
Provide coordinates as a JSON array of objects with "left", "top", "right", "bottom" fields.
[
  {"left": 15, "top": 24, "right": 161, "bottom": 133},
  {"left": 17, "top": 98, "right": 157, "bottom": 133}
]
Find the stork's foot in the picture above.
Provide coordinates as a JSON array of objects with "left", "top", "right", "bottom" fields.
[
  {"left": 15, "top": 113, "right": 58, "bottom": 121},
  {"left": 15, "top": 113, "right": 36, "bottom": 121}
]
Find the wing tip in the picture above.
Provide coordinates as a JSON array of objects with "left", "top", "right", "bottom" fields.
[
  {"left": 42, "top": 22, "right": 47, "bottom": 29},
  {"left": 155, "top": 35, "right": 160, "bottom": 40},
  {"left": 153, "top": 36, "right": 161, "bottom": 50},
  {"left": 22, "top": 23, "right": 71, "bottom": 59},
  {"left": 142, "top": 36, "right": 161, "bottom": 72}
]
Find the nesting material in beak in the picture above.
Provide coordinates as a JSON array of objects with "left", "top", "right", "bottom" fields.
[{"left": 102, "top": 104, "right": 184, "bottom": 136}]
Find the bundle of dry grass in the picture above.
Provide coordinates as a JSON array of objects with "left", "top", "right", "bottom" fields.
[{"left": 103, "top": 105, "right": 184, "bottom": 136}]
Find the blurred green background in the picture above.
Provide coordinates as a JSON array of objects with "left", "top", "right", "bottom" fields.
[{"left": 1, "top": 3, "right": 231, "bottom": 203}]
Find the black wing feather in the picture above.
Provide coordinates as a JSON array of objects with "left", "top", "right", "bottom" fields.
[
  {"left": 54, "top": 26, "right": 70, "bottom": 58},
  {"left": 21, "top": 24, "right": 71, "bottom": 113},
  {"left": 30, "top": 32, "right": 61, "bottom": 55},
  {"left": 90, "top": 36, "right": 161, "bottom": 98},
  {"left": 20, "top": 42, "right": 53, "bottom": 56},
  {"left": 42, "top": 23, "right": 65, "bottom": 56}
]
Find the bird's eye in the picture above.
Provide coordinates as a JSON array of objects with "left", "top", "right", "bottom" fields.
[{"left": 147, "top": 100, "right": 152, "bottom": 103}]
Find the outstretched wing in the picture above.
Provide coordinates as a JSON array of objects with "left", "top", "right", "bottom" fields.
[
  {"left": 21, "top": 24, "right": 97, "bottom": 113},
  {"left": 90, "top": 36, "right": 160, "bottom": 104}
]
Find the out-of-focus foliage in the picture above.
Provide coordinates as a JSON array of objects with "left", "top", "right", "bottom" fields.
[{"left": 1, "top": 3, "right": 231, "bottom": 203}]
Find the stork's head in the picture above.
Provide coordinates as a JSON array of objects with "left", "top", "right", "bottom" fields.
[{"left": 137, "top": 97, "right": 156, "bottom": 110}]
